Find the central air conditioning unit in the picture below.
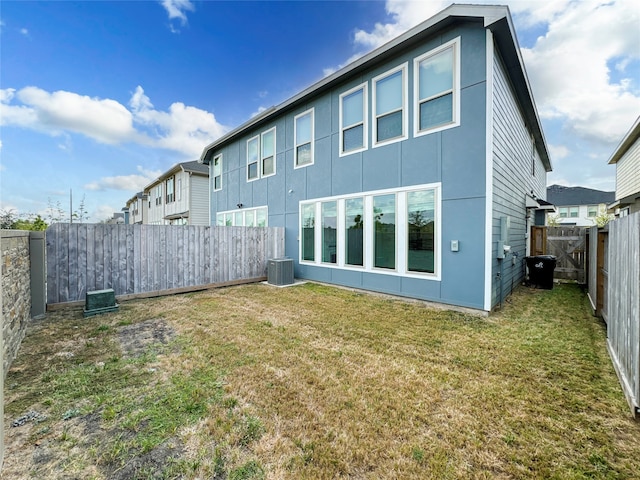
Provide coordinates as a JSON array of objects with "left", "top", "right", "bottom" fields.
[{"left": 267, "top": 258, "right": 294, "bottom": 286}]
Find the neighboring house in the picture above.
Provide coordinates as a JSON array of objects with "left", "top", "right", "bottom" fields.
[
  {"left": 546, "top": 185, "right": 615, "bottom": 227},
  {"left": 608, "top": 116, "right": 640, "bottom": 216},
  {"left": 145, "top": 161, "right": 210, "bottom": 225},
  {"left": 124, "top": 192, "right": 148, "bottom": 225},
  {"left": 199, "top": 4, "right": 551, "bottom": 312},
  {"left": 104, "top": 213, "right": 125, "bottom": 225}
]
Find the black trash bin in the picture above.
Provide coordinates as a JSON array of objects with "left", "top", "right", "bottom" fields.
[{"left": 526, "top": 255, "right": 557, "bottom": 289}]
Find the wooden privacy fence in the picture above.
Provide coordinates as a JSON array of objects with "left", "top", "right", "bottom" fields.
[
  {"left": 540, "top": 226, "right": 587, "bottom": 283},
  {"left": 605, "top": 213, "right": 640, "bottom": 416},
  {"left": 46, "top": 224, "right": 285, "bottom": 305}
]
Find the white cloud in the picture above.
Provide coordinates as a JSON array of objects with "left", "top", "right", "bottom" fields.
[
  {"left": 93, "top": 205, "right": 120, "bottom": 223},
  {"left": 19, "top": 28, "right": 28, "bottom": 36},
  {"left": 84, "top": 165, "right": 162, "bottom": 192},
  {"left": 129, "top": 86, "right": 227, "bottom": 157},
  {"left": 549, "top": 144, "right": 570, "bottom": 160},
  {"left": 1, "top": 85, "right": 227, "bottom": 157},
  {"left": 160, "top": 0, "right": 195, "bottom": 31},
  {"left": 1, "top": 86, "right": 136, "bottom": 143},
  {"left": 521, "top": 0, "right": 640, "bottom": 144}
]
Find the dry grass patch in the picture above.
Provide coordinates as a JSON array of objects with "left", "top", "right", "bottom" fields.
[{"left": 3, "top": 282, "right": 639, "bottom": 479}]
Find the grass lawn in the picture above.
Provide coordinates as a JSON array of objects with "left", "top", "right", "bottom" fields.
[{"left": 3, "top": 282, "right": 639, "bottom": 479}]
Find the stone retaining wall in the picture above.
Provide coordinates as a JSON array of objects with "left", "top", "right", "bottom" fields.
[{"left": 1, "top": 230, "right": 32, "bottom": 381}]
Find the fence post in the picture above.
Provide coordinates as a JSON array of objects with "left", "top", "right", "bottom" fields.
[{"left": 29, "top": 231, "right": 46, "bottom": 318}]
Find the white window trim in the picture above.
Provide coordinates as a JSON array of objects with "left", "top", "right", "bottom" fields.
[
  {"left": 339, "top": 82, "right": 368, "bottom": 157},
  {"left": 299, "top": 183, "right": 441, "bottom": 281},
  {"left": 213, "top": 154, "right": 223, "bottom": 192},
  {"left": 413, "top": 37, "right": 461, "bottom": 138},
  {"left": 372, "top": 62, "right": 408, "bottom": 148},
  {"left": 294, "top": 108, "right": 315, "bottom": 168},
  {"left": 247, "top": 135, "right": 260, "bottom": 182},
  {"left": 261, "top": 127, "right": 277, "bottom": 178}
]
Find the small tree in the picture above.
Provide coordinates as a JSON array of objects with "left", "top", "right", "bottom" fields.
[
  {"left": 547, "top": 213, "right": 560, "bottom": 227},
  {"left": 593, "top": 211, "right": 614, "bottom": 228},
  {"left": 0, "top": 209, "right": 17, "bottom": 229}
]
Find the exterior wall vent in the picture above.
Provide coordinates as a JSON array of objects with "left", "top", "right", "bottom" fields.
[{"left": 267, "top": 258, "right": 294, "bottom": 286}]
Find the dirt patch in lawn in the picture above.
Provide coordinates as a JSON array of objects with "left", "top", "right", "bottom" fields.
[{"left": 117, "top": 318, "right": 176, "bottom": 358}]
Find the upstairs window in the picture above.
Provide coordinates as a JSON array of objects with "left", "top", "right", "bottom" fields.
[
  {"left": 295, "top": 109, "right": 314, "bottom": 167},
  {"left": 340, "top": 83, "right": 367, "bottom": 155},
  {"left": 177, "top": 178, "right": 182, "bottom": 200},
  {"left": 155, "top": 184, "right": 163, "bottom": 206},
  {"left": 166, "top": 176, "right": 175, "bottom": 203},
  {"left": 588, "top": 205, "right": 598, "bottom": 217},
  {"left": 247, "top": 136, "right": 259, "bottom": 181},
  {"left": 372, "top": 63, "right": 407, "bottom": 146},
  {"left": 261, "top": 128, "right": 276, "bottom": 177},
  {"left": 213, "top": 154, "right": 222, "bottom": 191},
  {"left": 414, "top": 38, "right": 459, "bottom": 136}
]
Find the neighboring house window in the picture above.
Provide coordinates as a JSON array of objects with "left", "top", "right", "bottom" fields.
[
  {"left": 373, "top": 194, "right": 396, "bottom": 269},
  {"left": 569, "top": 206, "right": 579, "bottom": 218},
  {"left": 559, "top": 207, "right": 568, "bottom": 218},
  {"left": 339, "top": 83, "right": 367, "bottom": 155},
  {"left": 345, "top": 197, "right": 364, "bottom": 266},
  {"left": 588, "top": 205, "right": 598, "bottom": 217},
  {"left": 155, "top": 185, "right": 162, "bottom": 206},
  {"left": 322, "top": 201, "right": 337, "bottom": 264},
  {"left": 300, "top": 184, "right": 440, "bottom": 279},
  {"left": 261, "top": 128, "right": 276, "bottom": 177},
  {"left": 295, "top": 109, "right": 314, "bottom": 167},
  {"left": 414, "top": 38, "right": 459, "bottom": 136},
  {"left": 372, "top": 63, "right": 408, "bottom": 146},
  {"left": 166, "top": 176, "right": 175, "bottom": 203},
  {"left": 213, "top": 154, "right": 222, "bottom": 191},
  {"left": 301, "top": 203, "right": 316, "bottom": 261},
  {"left": 215, "top": 207, "right": 268, "bottom": 227},
  {"left": 247, "top": 136, "right": 259, "bottom": 181},
  {"left": 177, "top": 178, "right": 182, "bottom": 201}
]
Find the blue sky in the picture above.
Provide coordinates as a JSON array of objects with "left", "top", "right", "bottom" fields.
[{"left": 1, "top": 0, "right": 639, "bottom": 222}]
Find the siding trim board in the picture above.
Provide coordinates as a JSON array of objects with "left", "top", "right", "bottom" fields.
[{"left": 484, "top": 29, "right": 494, "bottom": 311}]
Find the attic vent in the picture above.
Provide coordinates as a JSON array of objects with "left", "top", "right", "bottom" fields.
[{"left": 267, "top": 258, "right": 294, "bottom": 286}]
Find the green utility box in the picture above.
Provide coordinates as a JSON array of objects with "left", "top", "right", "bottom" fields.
[{"left": 83, "top": 289, "right": 119, "bottom": 317}]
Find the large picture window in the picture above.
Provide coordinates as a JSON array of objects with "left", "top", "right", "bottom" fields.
[
  {"left": 300, "top": 184, "right": 440, "bottom": 279},
  {"left": 345, "top": 197, "right": 364, "bottom": 266},
  {"left": 340, "top": 84, "right": 367, "bottom": 155},
  {"left": 216, "top": 206, "right": 268, "bottom": 227},
  {"left": 372, "top": 63, "right": 407, "bottom": 147},
  {"left": 407, "top": 190, "right": 435, "bottom": 273},
  {"left": 295, "top": 109, "right": 314, "bottom": 167},
  {"left": 322, "top": 201, "right": 337, "bottom": 264},
  {"left": 414, "top": 38, "right": 459, "bottom": 136},
  {"left": 373, "top": 194, "right": 396, "bottom": 269},
  {"left": 301, "top": 203, "right": 316, "bottom": 261}
]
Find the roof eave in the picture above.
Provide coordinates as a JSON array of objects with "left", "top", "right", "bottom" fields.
[{"left": 608, "top": 115, "right": 640, "bottom": 164}]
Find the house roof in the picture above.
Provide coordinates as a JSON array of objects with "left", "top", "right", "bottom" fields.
[
  {"left": 608, "top": 115, "right": 640, "bottom": 164},
  {"left": 198, "top": 3, "right": 551, "bottom": 172},
  {"left": 546, "top": 185, "right": 615, "bottom": 206},
  {"left": 144, "top": 160, "right": 208, "bottom": 191}
]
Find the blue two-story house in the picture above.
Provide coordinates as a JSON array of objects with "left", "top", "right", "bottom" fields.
[{"left": 199, "top": 4, "right": 552, "bottom": 312}]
